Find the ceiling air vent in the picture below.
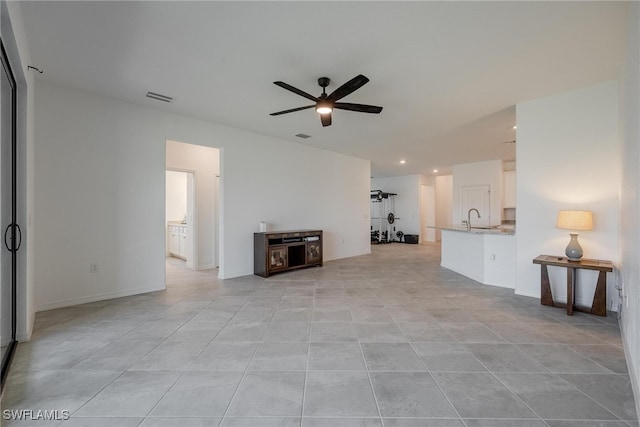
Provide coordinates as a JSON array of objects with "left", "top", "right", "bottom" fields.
[
  {"left": 146, "top": 91, "right": 174, "bottom": 103},
  {"left": 295, "top": 133, "right": 311, "bottom": 139}
]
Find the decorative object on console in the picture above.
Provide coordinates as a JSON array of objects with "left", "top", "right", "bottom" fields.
[{"left": 556, "top": 210, "right": 593, "bottom": 261}]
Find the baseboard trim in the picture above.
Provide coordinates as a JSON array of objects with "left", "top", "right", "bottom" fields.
[
  {"left": 197, "top": 263, "right": 218, "bottom": 271},
  {"left": 440, "top": 262, "right": 484, "bottom": 284},
  {"left": 219, "top": 250, "right": 372, "bottom": 280},
  {"left": 324, "top": 249, "right": 371, "bottom": 263},
  {"left": 514, "top": 290, "right": 619, "bottom": 313},
  {"left": 17, "top": 331, "right": 31, "bottom": 342},
  {"left": 514, "top": 289, "right": 541, "bottom": 299},
  {"left": 35, "top": 283, "right": 166, "bottom": 312},
  {"left": 620, "top": 318, "right": 640, "bottom": 421},
  {"left": 481, "top": 279, "right": 516, "bottom": 290}
]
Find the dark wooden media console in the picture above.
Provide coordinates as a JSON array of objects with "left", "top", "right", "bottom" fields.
[{"left": 254, "top": 230, "right": 323, "bottom": 277}]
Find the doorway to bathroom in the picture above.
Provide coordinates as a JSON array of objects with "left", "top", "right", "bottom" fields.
[
  {"left": 165, "top": 170, "right": 195, "bottom": 267},
  {"left": 165, "top": 140, "right": 220, "bottom": 277}
]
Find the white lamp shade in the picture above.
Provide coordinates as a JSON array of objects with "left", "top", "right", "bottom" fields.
[{"left": 556, "top": 210, "right": 593, "bottom": 231}]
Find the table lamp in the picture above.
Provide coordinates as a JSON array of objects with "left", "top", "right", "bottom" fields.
[{"left": 556, "top": 210, "right": 593, "bottom": 261}]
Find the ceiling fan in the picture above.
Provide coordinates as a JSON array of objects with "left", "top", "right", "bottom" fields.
[{"left": 270, "top": 74, "right": 383, "bottom": 127}]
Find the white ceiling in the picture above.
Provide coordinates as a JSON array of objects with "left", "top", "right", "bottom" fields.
[{"left": 19, "top": 1, "right": 628, "bottom": 177}]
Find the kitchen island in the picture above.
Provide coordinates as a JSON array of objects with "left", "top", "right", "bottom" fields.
[{"left": 430, "top": 225, "right": 516, "bottom": 289}]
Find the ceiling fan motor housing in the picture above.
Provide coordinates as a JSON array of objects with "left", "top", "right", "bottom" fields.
[{"left": 318, "top": 77, "right": 331, "bottom": 88}]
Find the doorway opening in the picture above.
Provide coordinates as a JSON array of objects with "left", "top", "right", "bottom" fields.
[
  {"left": 165, "top": 170, "right": 195, "bottom": 267},
  {"left": 165, "top": 140, "right": 220, "bottom": 281}
]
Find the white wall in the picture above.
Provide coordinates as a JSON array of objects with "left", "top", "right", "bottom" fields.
[
  {"left": 166, "top": 141, "right": 219, "bottom": 270},
  {"left": 33, "top": 80, "right": 371, "bottom": 311},
  {"left": 165, "top": 171, "right": 188, "bottom": 223},
  {"left": 483, "top": 234, "right": 516, "bottom": 289},
  {"left": 371, "top": 175, "right": 428, "bottom": 239},
  {"left": 434, "top": 175, "right": 453, "bottom": 241},
  {"left": 619, "top": 1, "right": 640, "bottom": 416},
  {"left": 452, "top": 160, "right": 503, "bottom": 227},
  {"left": 240, "top": 143, "right": 371, "bottom": 266},
  {"left": 441, "top": 230, "right": 484, "bottom": 282},
  {"left": 420, "top": 184, "right": 436, "bottom": 242},
  {"left": 515, "top": 81, "right": 620, "bottom": 313}
]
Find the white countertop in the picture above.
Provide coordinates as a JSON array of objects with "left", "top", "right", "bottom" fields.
[{"left": 428, "top": 225, "right": 515, "bottom": 235}]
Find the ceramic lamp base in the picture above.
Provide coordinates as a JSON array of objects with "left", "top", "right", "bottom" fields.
[{"left": 565, "top": 233, "right": 583, "bottom": 261}]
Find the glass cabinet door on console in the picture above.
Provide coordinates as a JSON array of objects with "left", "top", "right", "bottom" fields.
[
  {"left": 307, "top": 242, "right": 321, "bottom": 264},
  {"left": 269, "top": 246, "right": 288, "bottom": 271}
]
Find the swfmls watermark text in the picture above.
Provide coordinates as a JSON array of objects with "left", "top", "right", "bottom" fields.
[{"left": 2, "top": 409, "right": 70, "bottom": 421}]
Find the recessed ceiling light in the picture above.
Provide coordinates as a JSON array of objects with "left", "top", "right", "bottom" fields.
[
  {"left": 433, "top": 169, "right": 438, "bottom": 173},
  {"left": 400, "top": 160, "right": 406, "bottom": 164},
  {"left": 513, "top": 125, "right": 517, "bottom": 129}
]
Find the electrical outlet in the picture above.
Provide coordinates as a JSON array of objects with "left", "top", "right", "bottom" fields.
[
  {"left": 620, "top": 281, "right": 628, "bottom": 309},
  {"left": 617, "top": 279, "right": 628, "bottom": 309},
  {"left": 626, "top": 289, "right": 629, "bottom": 308},
  {"left": 90, "top": 263, "right": 99, "bottom": 273}
]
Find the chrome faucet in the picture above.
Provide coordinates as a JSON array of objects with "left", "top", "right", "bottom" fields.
[{"left": 467, "top": 208, "right": 481, "bottom": 231}]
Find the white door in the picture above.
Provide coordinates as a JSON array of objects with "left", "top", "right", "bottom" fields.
[
  {"left": 214, "top": 175, "right": 220, "bottom": 268},
  {"left": 461, "top": 184, "right": 490, "bottom": 227},
  {"left": 185, "top": 172, "right": 195, "bottom": 268},
  {"left": 420, "top": 185, "right": 436, "bottom": 242}
]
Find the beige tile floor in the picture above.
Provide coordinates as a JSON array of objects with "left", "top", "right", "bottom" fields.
[{"left": 2, "top": 243, "right": 637, "bottom": 426}]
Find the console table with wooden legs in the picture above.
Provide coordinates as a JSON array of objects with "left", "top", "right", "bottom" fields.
[{"left": 533, "top": 255, "right": 613, "bottom": 316}]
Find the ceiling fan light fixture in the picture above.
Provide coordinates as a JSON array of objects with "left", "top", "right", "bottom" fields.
[{"left": 316, "top": 101, "right": 333, "bottom": 115}]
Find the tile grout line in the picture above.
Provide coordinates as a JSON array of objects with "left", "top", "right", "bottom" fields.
[
  {"left": 407, "top": 340, "right": 467, "bottom": 427},
  {"left": 461, "top": 342, "right": 549, "bottom": 424},
  {"left": 299, "top": 280, "right": 317, "bottom": 427},
  {"left": 358, "top": 327, "right": 393, "bottom": 426},
  {"left": 217, "top": 293, "right": 279, "bottom": 424}
]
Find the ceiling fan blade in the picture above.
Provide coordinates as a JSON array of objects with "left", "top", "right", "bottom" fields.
[
  {"left": 273, "top": 81, "right": 319, "bottom": 102},
  {"left": 326, "top": 74, "right": 370, "bottom": 102},
  {"left": 270, "top": 105, "right": 315, "bottom": 116},
  {"left": 334, "top": 102, "right": 383, "bottom": 114},
  {"left": 320, "top": 113, "right": 332, "bottom": 127}
]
